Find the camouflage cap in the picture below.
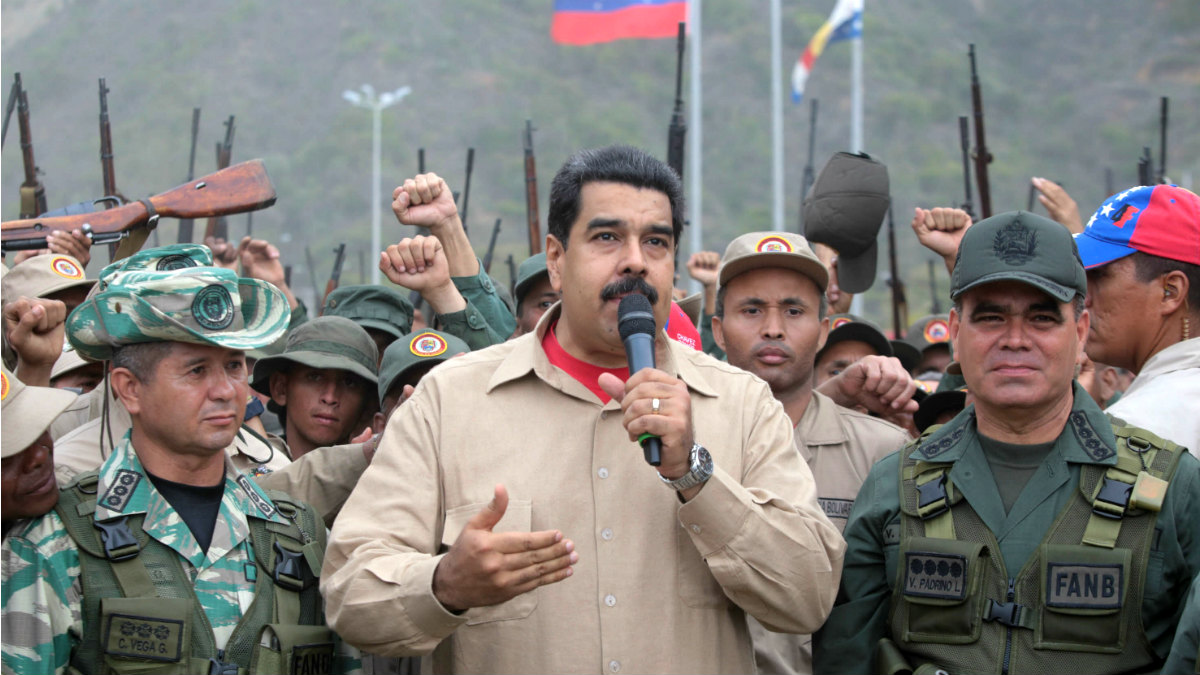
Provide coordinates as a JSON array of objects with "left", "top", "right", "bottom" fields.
[
  {"left": 66, "top": 266, "right": 291, "bottom": 362},
  {"left": 322, "top": 284, "right": 414, "bottom": 340},
  {"left": 2, "top": 363, "right": 77, "bottom": 457},
  {"left": 718, "top": 231, "right": 829, "bottom": 291},
  {"left": 98, "top": 243, "right": 214, "bottom": 290},
  {"left": 815, "top": 314, "right": 893, "bottom": 365},
  {"left": 950, "top": 211, "right": 1087, "bottom": 303},
  {"left": 251, "top": 315, "right": 379, "bottom": 396},
  {"left": 377, "top": 329, "right": 470, "bottom": 402},
  {"left": 1, "top": 254, "right": 94, "bottom": 302},
  {"left": 514, "top": 253, "right": 550, "bottom": 307}
]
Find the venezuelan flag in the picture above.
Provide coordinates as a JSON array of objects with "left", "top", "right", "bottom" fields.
[
  {"left": 552, "top": 0, "right": 687, "bottom": 46},
  {"left": 791, "top": 0, "right": 863, "bottom": 102}
]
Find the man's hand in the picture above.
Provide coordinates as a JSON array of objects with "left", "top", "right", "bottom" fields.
[
  {"left": 392, "top": 173, "right": 461, "bottom": 233},
  {"left": 237, "top": 237, "right": 298, "bottom": 309},
  {"left": 432, "top": 484, "right": 577, "bottom": 612},
  {"left": 597, "top": 369, "right": 701, "bottom": 498},
  {"left": 911, "top": 207, "right": 972, "bottom": 274},
  {"left": 10, "top": 229, "right": 94, "bottom": 267},
  {"left": 380, "top": 235, "right": 466, "bottom": 315},
  {"left": 204, "top": 236, "right": 240, "bottom": 270},
  {"left": 1032, "top": 177, "right": 1083, "bottom": 234},
  {"left": 686, "top": 251, "right": 720, "bottom": 289},
  {"left": 4, "top": 297, "right": 68, "bottom": 386},
  {"left": 815, "top": 355, "right": 920, "bottom": 417}
]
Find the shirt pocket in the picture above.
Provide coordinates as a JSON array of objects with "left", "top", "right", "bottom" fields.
[
  {"left": 676, "top": 525, "right": 728, "bottom": 608},
  {"left": 441, "top": 499, "right": 539, "bottom": 625}
]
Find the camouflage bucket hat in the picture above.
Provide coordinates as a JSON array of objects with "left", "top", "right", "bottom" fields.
[
  {"left": 323, "top": 284, "right": 415, "bottom": 340},
  {"left": 2, "top": 363, "right": 78, "bottom": 457},
  {"left": 377, "top": 329, "right": 470, "bottom": 402},
  {"left": 251, "top": 315, "right": 379, "bottom": 396},
  {"left": 1, "top": 253, "right": 94, "bottom": 301},
  {"left": 950, "top": 211, "right": 1087, "bottom": 303},
  {"left": 66, "top": 266, "right": 291, "bottom": 362},
  {"left": 98, "top": 243, "right": 214, "bottom": 290}
]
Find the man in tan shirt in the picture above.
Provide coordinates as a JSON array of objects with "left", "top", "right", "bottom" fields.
[
  {"left": 322, "top": 146, "right": 846, "bottom": 674},
  {"left": 712, "top": 231, "right": 911, "bottom": 675}
]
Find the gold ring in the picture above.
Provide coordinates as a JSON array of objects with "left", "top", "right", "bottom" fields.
[{"left": 651, "top": 398, "right": 662, "bottom": 415}]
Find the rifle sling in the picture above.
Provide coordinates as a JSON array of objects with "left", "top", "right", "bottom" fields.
[{"left": 111, "top": 199, "right": 160, "bottom": 261}]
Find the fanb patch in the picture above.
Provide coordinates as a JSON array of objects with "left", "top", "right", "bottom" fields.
[
  {"left": 101, "top": 469, "right": 141, "bottom": 512},
  {"left": 993, "top": 221, "right": 1038, "bottom": 266},
  {"left": 1046, "top": 563, "right": 1122, "bottom": 609},
  {"left": 755, "top": 235, "right": 793, "bottom": 253},
  {"left": 192, "top": 285, "right": 235, "bottom": 331},
  {"left": 410, "top": 332, "right": 448, "bottom": 357},
  {"left": 903, "top": 552, "right": 968, "bottom": 600},
  {"left": 155, "top": 254, "right": 198, "bottom": 271},
  {"left": 51, "top": 256, "right": 84, "bottom": 279},
  {"left": 103, "top": 614, "right": 184, "bottom": 662},
  {"left": 291, "top": 642, "right": 336, "bottom": 675}
]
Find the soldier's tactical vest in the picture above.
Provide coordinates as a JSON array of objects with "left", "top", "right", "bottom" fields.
[
  {"left": 884, "top": 420, "right": 1183, "bottom": 675},
  {"left": 55, "top": 471, "right": 335, "bottom": 675}
]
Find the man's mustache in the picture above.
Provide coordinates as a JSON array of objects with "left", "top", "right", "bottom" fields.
[{"left": 600, "top": 276, "right": 659, "bottom": 305}]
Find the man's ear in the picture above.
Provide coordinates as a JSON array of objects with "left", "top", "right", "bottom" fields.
[
  {"left": 268, "top": 371, "right": 289, "bottom": 407},
  {"left": 948, "top": 306, "right": 961, "bottom": 356},
  {"left": 816, "top": 316, "right": 831, "bottom": 353},
  {"left": 545, "top": 235, "right": 565, "bottom": 293},
  {"left": 109, "top": 368, "right": 142, "bottom": 415},
  {"left": 1161, "top": 270, "right": 1189, "bottom": 315},
  {"left": 711, "top": 315, "right": 726, "bottom": 352}
]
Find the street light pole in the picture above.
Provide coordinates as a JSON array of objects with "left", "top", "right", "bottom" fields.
[{"left": 343, "top": 84, "right": 412, "bottom": 284}]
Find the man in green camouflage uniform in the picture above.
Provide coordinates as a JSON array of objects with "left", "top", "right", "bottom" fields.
[
  {"left": 2, "top": 265, "right": 359, "bottom": 675},
  {"left": 814, "top": 212, "right": 1200, "bottom": 675}
]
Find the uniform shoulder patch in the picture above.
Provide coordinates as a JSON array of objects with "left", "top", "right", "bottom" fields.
[
  {"left": 100, "top": 469, "right": 141, "bottom": 512},
  {"left": 236, "top": 474, "right": 275, "bottom": 518},
  {"left": 1069, "top": 411, "right": 1115, "bottom": 461},
  {"left": 917, "top": 424, "right": 966, "bottom": 459}
]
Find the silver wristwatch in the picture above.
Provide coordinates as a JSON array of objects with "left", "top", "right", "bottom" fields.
[{"left": 660, "top": 443, "right": 714, "bottom": 491}]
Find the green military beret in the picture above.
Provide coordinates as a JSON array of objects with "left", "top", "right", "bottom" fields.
[
  {"left": 377, "top": 329, "right": 470, "bottom": 402},
  {"left": 66, "top": 266, "right": 290, "bottom": 362},
  {"left": 251, "top": 315, "right": 379, "bottom": 396},
  {"left": 950, "top": 211, "right": 1087, "bottom": 302},
  {"left": 322, "top": 284, "right": 414, "bottom": 340}
]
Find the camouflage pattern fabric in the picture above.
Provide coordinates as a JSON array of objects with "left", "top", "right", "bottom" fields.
[
  {"left": 67, "top": 266, "right": 290, "bottom": 362},
  {"left": 96, "top": 243, "right": 214, "bottom": 290},
  {"left": 1, "top": 432, "right": 361, "bottom": 675}
]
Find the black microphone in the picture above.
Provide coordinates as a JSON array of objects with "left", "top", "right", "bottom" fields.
[{"left": 618, "top": 293, "right": 662, "bottom": 466}]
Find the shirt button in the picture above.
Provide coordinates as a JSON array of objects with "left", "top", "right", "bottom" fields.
[
  {"left": 609, "top": 660, "right": 621, "bottom": 673},
  {"left": 600, "top": 411, "right": 608, "bottom": 420},
  {"left": 598, "top": 467, "right": 609, "bottom": 479},
  {"left": 691, "top": 524, "right": 702, "bottom": 534},
  {"left": 601, "top": 527, "right": 614, "bottom": 541},
  {"left": 605, "top": 594, "right": 617, "bottom": 607}
]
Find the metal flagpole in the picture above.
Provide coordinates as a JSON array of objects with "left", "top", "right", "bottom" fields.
[
  {"left": 770, "top": 0, "right": 784, "bottom": 231},
  {"left": 850, "top": 5, "right": 863, "bottom": 152},
  {"left": 688, "top": 0, "right": 704, "bottom": 292}
]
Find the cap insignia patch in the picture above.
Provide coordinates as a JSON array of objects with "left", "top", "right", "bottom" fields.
[
  {"left": 831, "top": 317, "right": 853, "bottom": 330},
  {"left": 755, "top": 236, "right": 793, "bottom": 253},
  {"left": 924, "top": 319, "right": 950, "bottom": 343},
  {"left": 51, "top": 256, "right": 84, "bottom": 280},
  {"left": 993, "top": 221, "right": 1038, "bottom": 266},
  {"left": 156, "top": 254, "right": 199, "bottom": 271},
  {"left": 192, "top": 285, "right": 235, "bottom": 331},
  {"left": 1, "top": 372, "right": 9, "bottom": 401},
  {"left": 410, "top": 332, "right": 448, "bottom": 358}
]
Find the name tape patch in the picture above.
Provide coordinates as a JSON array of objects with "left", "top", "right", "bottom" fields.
[
  {"left": 819, "top": 498, "right": 854, "bottom": 520},
  {"left": 103, "top": 614, "right": 184, "bottom": 663},
  {"left": 904, "top": 552, "right": 968, "bottom": 600},
  {"left": 1046, "top": 563, "right": 1123, "bottom": 610}
]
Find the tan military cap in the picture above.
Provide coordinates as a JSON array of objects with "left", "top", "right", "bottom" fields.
[
  {"left": 1, "top": 364, "right": 77, "bottom": 458},
  {"left": 1, "top": 254, "right": 95, "bottom": 302},
  {"left": 718, "top": 231, "right": 829, "bottom": 291}
]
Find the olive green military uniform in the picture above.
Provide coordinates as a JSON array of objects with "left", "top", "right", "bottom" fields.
[
  {"left": 814, "top": 384, "right": 1200, "bottom": 674},
  {"left": 451, "top": 260, "right": 517, "bottom": 339}
]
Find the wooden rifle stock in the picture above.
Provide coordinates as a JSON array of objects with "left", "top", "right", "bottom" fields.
[
  {"left": 523, "top": 120, "right": 542, "bottom": 255},
  {"left": 666, "top": 22, "right": 687, "bottom": 182},
  {"left": 321, "top": 243, "right": 347, "bottom": 310},
  {"left": 3, "top": 160, "right": 277, "bottom": 251},
  {"left": 16, "top": 74, "right": 48, "bottom": 219},
  {"left": 968, "top": 45, "right": 992, "bottom": 219}
]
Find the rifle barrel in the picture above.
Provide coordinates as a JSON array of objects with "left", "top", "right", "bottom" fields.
[
  {"left": 2, "top": 76, "right": 19, "bottom": 148},
  {"left": 460, "top": 147, "right": 474, "bottom": 234},
  {"left": 524, "top": 120, "right": 542, "bottom": 255},
  {"left": 99, "top": 78, "right": 118, "bottom": 200},
  {"left": 1159, "top": 96, "right": 1168, "bottom": 183},
  {"left": 482, "top": 217, "right": 502, "bottom": 274},
  {"left": 666, "top": 22, "right": 687, "bottom": 182},
  {"left": 178, "top": 108, "right": 202, "bottom": 243},
  {"left": 968, "top": 44, "right": 992, "bottom": 219},
  {"left": 958, "top": 115, "right": 973, "bottom": 218},
  {"left": 16, "top": 74, "right": 47, "bottom": 219}
]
